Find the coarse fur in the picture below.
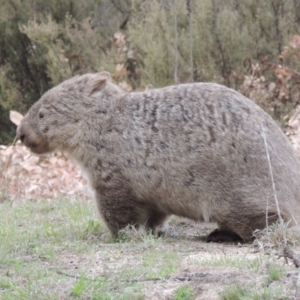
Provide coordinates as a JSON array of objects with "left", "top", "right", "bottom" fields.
[{"left": 17, "top": 72, "right": 300, "bottom": 242}]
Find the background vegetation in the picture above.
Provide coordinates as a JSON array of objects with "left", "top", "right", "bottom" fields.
[{"left": 1, "top": 0, "right": 300, "bottom": 144}]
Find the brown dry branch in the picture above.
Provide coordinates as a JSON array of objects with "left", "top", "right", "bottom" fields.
[{"left": 55, "top": 268, "right": 209, "bottom": 283}]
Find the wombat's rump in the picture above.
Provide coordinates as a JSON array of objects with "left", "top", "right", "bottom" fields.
[{"left": 17, "top": 72, "right": 300, "bottom": 242}]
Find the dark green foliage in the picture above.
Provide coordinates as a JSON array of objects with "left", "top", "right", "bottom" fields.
[
  {"left": 0, "top": 106, "right": 16, "bottom": 145},
  {"left": 129, "top": 0, "right": 300, "bottom": 87},
  {"left": 0, "top": 0, "right": 123, "bottom": 144}
]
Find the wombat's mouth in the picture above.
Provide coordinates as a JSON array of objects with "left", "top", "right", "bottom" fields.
[
  {"left": 23, "top": 139, "right": 51, "bottom": 154},
  {"left": 29, "top": 142, "right": 37, "bottom": 151},
  {"left": 29, "top": 142, "right": 51, "bottom": 154},
  {"left": 17, "top": 120, "right": 51, "bottom": 154}
]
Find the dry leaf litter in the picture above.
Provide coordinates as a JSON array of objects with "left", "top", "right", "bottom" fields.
[
  {"left": 286, "top": 106, "right": 300, "bottom": 157},
  {"left": 0, "top": 111, "right": 90, "bottom": 200}
]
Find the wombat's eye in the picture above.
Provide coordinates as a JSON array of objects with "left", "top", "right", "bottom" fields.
[{"left": 39, "top": 112, "right": 44, "bottom": 119}]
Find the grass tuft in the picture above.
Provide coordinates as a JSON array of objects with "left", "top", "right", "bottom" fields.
[
  {"left": 267, "top": 265, "right": 285, "bottom": 282},
  {"left": 220, "top": 284, "right": 246, "bottom": 300},
  {"left": 174, "top": 285, "right": 196, "bottom": 300},
  {"left": 118, "top": 225, "right": 160, "bottom": 244},
  {"left": 253, "top": 222, "right": 300, "bottom": 249},
  {"left": 70, "top": 273, "right": 91, "bottom": 297}
]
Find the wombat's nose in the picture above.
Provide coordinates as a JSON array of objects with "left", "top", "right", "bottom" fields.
[
  {"left": 16, "top": 125, "right": 25, "bottom": 142},
  {"left": 20, "top": 133, "right": 25, "bottom": 142}
]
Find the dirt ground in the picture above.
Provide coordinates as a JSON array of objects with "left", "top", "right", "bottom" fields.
[
  {"left": 123, "top": 220, "right": 300, "bottom": 299},
  {"left": 57, "top": 218, "right": 300, "bottom": 299}
]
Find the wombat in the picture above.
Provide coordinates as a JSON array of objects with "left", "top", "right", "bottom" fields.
[{"left": 17, "top": 72, "right": 300, "bottom": 242}]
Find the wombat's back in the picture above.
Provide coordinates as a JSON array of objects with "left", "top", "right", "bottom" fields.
[{"left": 116, "top": 83, "right": 300, "bottom": 238}]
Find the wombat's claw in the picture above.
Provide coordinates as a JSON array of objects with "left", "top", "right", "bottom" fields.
[
  {"left": 206, "top": 228, "right": 244, "bottom": 243},
  {"left": 154, "top": 228, "right": 166, "bottom": 237}
]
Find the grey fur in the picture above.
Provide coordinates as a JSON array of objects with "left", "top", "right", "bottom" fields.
[{"left": 17, "top": 72, "right": 300, "bottom": 242}]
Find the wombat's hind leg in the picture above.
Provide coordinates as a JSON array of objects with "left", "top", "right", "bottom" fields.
[{"left": 206, "top": 228, "right": 244, "bottom": 243}]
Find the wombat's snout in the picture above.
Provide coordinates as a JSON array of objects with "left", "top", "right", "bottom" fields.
[
  {"left": 19, "top": 133, "right": 25, "bottom": 142},
  {"left": 16, "top": 121, "right": 50, "bottom": 154},
  {"left": 16, "top": 124, "right": 28, "bottom": 145},
  {"left": 16, "top": 125, "right": 24, "bottom": 142}
]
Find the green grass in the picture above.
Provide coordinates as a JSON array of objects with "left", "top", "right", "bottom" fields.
[
  {"left": 267, "top": 265, "right": 285, "bottom": 282},
  {"left": 142, "top": 250, "right": 180, "bottom": 278},
  {"left": 174, "top": 285, "right": 196, "bottom": 300},
  {"left": 0, "top": 196, "right": 296, "bottom": 299},
  {"left": 220, "top": 283, "right": 289, "bottom": 300},
  {"left": 0, "top": 198, "right": 144, "bottom": 299},
  {"left": 192, "top": 254, "right": 263, "bottom": 272},
  {"left": 0, "top": 197, "right": 182, "bottom": 299},
  {"left": 221, "top": 284, "right": 247, "bottom": 300}
]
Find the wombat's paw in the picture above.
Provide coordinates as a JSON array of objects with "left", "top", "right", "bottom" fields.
[
  {"left": 206, "top": 228, "right": 244, "bottom": 243},
  {"left": 153, "top": 225, "right": 168, "bottom": 237},
  {"left": 155, "top": 228, "right": 166, "bottom": 237},
  {"left": 99, "top": 231, "right": 116, "bottom": 243}
]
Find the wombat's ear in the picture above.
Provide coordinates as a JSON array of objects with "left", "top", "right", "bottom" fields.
[{"left": 89, "top": 72, "right": 112, "bottom": 96}]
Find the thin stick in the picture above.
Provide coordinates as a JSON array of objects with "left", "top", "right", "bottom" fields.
[
  {"left": 173, "top": 0, "right": 178, "bottom": 84},
  {"left": 261, "top": 123, "right": 284, "bottom": 228},
  {"left": 2, "top": 135, "right": 19, "bottom": 179},
  {"left": 186, "top": 0, "right": 194, "bottom": 82}
]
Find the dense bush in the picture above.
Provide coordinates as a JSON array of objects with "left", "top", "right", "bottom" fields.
[
  {"left": 0, "top": 0, "right": 125, "bottom": 144},
  {"left": 1, "top": 0, "right": 300, "bottom": 144}
]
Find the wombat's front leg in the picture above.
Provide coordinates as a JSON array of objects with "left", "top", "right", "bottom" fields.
[{"left": 94, "top": 188, "right": 167, "bottom": 237}]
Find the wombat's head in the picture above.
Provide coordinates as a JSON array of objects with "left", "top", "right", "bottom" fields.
[{"left": 17, "top": 71, "right": 120, "bottom": 154}]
